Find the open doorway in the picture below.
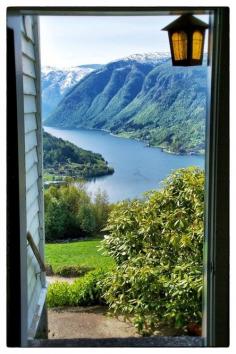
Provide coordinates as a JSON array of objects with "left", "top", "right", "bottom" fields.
[
  {"left": 41, "top": 13, "right": 208, "bottom": 342},
  {"left": 6, "top": 6, "right": 229, "bottom": 348}
]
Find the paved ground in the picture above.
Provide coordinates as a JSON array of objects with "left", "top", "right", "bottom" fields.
[
  {"left": 47, "top": 276, "right": 77, "bottom": 285},
  {"left": 47, "top": 305, "right": 187, "bottom": 340},
  {"left": 46, "top": 276, "right": 193, "bottom": 341},
  {"left": 48, "top": 306, "right": 140, "bottom": 339},
  {"left": 47, "top": 276, "right": 142, "bottom": 339}
]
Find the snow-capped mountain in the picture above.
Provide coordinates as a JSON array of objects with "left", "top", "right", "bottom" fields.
[
  {"left": 45, "top": 52, "right": 207, "bottom": 155},
  {"left": 41, "top": 66, "right": 95, "bottom": 94},
  {"left": 41, "top": 53, "right": 170, "bottom": 120},
  {"left": 117, "top": 52, "right": 170, "bottom": 64},
  {"left": 41, "top": 65, "right": 96, "bottom": 120}
]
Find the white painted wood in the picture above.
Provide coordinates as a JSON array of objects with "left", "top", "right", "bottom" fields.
[
  {"left": 27, "top": 198, "right": 39, "bottom": 229},
  {"left": 25, "top": 148, "right": 38, "bottom": 173},
  {"left": 20, "top": 16, "right": 25, "bottom": 34},
  {"left": 28, "top": 210, "right": 39, "bottom": 233},
  {"left": 23, "top": 16, "right": 35, "bottom": 43},
  {"left": 25, "top": 113, "right": 37, "bottom": 134},
  {"left": 28, "top": 285, "right": 37, "bottom": 316},
  {"left": 27, "top": 252, "right": 38, "bottom": 275},
  {"left": 21, "top": 15, "right": 47, "bottom": 341},
  {"left": 26, "top": 183, "right": 39, "bottom": 211},
  {"left": 27, "top": 254, "right": 39, "bottom": 283},
  {"left": 25, "top": 130, "right": 37, "bottom": 153},
  {"left": 28, "top": 286, "right": 47, "bottom": 340},
  {"left": 24, "top": 95, "right": 36, "bottom": 114},
  {"left": 26, "top": 176, "right": 38, "bottom": 199},
  {"left": 28, "top": 265, "right": 43, "bottom": 306},
  {"left": 27, "top": 240, "right": 41, "bottom": 274},
  {"left": 29, "top": 215, "right": 39, "bottom": 235},
  {"left": 28, "top": 268, "right": 40, "bottom": 307},
  {"left": 27, "top": 268, "right": 36, "bottom": 291},
  {"left": 22, "top": 36, "right": 35, "bottom": 60},
  {"left": 26, "top": 164, "right": 38, "bottom": 191},
  {"left": 27, "top": 269, "right": 36, "bottom": 304},
  {"left": 27, "top": 268, "right": 38, "bottom": 292},
  {"left": 33, "top": 16, "right": 46, "bottom": 290},
  {"left": 23, "top": 76, "right": 36, "bottom": 96},
  {"left": 27, "top": 196, "right": 38, "bottom": 224},
  {"left": 22, "top": 55, "right": 36, "bottom": 78},
  {"left": 27, "top": 235, "right": 42, "bottom": 280}
]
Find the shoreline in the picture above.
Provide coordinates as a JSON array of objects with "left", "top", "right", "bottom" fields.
[{"left": 44, "top": 125, "right": 204, "bottom": 157}]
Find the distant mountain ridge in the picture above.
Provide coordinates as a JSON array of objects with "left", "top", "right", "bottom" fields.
[
  {"left": 41, "top": 65, "right": 102, "bottom": 120},
  {"left": 44, "top": 53, "right": 207, "bottom": 154},
  {"left": 116, "top": 52, "right": 170, "bottom": 64}
]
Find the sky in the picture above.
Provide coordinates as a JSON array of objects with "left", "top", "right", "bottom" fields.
[{"left": 39, "top": 15, "right": 209, "bottom": 68}]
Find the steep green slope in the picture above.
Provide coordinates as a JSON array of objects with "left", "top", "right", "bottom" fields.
[
  {"left": 45, "top": 59, "right": 207, "bottom": 154},
  {"left": 43, "top": 131, "right": 114, "bottom": 180}
]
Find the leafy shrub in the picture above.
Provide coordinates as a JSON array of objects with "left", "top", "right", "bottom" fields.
[
  {"left": 69, "top": 269, "right": 107, "bottom": 306},
  {"left": 101, "top": 167, "right": 204, "bottom": 335},
  {"left": 47, "top": 269, "right": 109, "bottom": 308},
  {"left": 55, "top": 265, "right": 93, "bottom": 277},
  {"left": 47, "top": 281, "right": 71, "bottom": 307}
]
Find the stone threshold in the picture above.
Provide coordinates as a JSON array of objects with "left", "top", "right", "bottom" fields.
[{"left": 29, "top": 336, "right": 203, "bottom": 347}]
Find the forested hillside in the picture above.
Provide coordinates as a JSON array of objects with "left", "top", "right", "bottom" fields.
[
  {"left": 45, "top": 55, "right": 207, "bottom": 154},
  {"left": 43, "top": 131, "right": 114, "bottom": 180}
]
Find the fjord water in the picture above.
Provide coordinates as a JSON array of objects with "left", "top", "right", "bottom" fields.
[{"left": 44, "top": 126, "right": 204, "bottom": 203}]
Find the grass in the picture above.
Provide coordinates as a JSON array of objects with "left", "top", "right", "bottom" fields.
[{"left": 45, "top": 238, "right": 115, "bottom": 273}]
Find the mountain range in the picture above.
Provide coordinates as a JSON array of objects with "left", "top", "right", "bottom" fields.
[
  {"left": 41, "top": 65, "right": 102, "bottom": 119},
  {"left": 44, "top": 53, "right": 207, "bottom": 154}
]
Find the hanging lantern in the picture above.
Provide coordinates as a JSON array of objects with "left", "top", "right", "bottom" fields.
[{"left": 162, "top": 14, "right": 208, "bottom": 66}]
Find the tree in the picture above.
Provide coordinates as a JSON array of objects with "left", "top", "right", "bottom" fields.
[
  {"left": 44, "top": 184, "right": 85, "bottom": 241},
  {"left": 44, "top": 184, "right": 111, "bottom": 241},
  {"left": 78, "top": 203, "right": 96, "bottom": 233},
  {"left": 93, "top": 188, "right": 110, "bottom": 232}
]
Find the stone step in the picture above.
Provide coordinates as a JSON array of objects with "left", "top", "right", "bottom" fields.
[{"left": 29, "top": 336, "right": 203, "bottom": 347}]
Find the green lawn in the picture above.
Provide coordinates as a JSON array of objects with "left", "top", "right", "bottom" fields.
[{"left": 45, "top": 238, "right": 114, "bottom": 273}]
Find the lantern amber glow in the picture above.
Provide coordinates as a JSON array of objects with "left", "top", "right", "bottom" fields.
[
  {"left": 162, "top": 14, "right": 208, "bottom": 66},
  {"left": 172, "top": 31, "right": 187, "bottom": 61},
  {"left": 192, "top": 31, "right": 203, "bottom": 60}
]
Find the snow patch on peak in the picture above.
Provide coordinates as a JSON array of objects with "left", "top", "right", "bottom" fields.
[
  {"left": 41, "top": 65, "right": 96, "bottom": 119},
  {"left": 41, "top": 65, "right": 94, "bottom": 75},
  {"left": 41, "top": 65, "right": 94, "bottom": 95},
  {"left": 116, "top": 52, "right": 170, "bottom": 64}
]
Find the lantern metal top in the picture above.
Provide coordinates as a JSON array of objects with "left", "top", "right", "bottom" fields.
[{"left": 162, "top": 14, "right": 209, "bottom": 32}]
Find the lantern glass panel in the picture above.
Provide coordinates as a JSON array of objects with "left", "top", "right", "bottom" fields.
[
  {"left": 192, "top": 31, "right": 203, "bottom": 60},
  {"left": 171, "top": 31, "right": 187, "bottom": 61}
]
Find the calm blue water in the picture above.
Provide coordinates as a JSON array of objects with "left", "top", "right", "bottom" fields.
[{"left": 44, "top": 126, "right": 204, "bottom": 203}]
